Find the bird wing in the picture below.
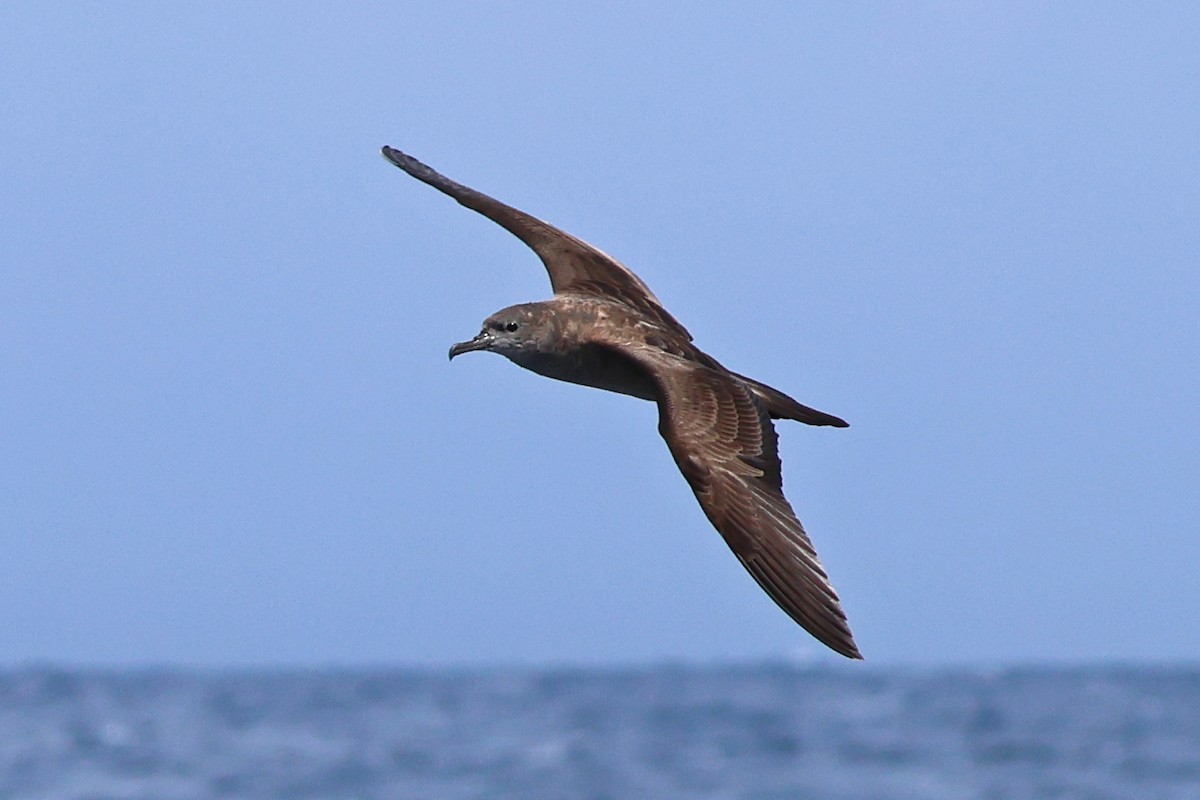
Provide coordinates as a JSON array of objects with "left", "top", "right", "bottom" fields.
[
  {"left": 382, "top": 146, "right": 690, "bottom": 338},
  {"left": 605, "top": 339, "right": 861, "bottom": 659}
]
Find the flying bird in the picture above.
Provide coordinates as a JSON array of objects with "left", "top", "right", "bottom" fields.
[{"left": 382, "top": 146, "right": 861, "bottom": 659}]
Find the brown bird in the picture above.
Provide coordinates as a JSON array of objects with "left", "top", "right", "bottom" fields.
[{"left": 382, "top": 146, "right": 861, "bottom": 659}]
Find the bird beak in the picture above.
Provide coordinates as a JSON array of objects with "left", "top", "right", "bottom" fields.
[{"left": 448, "top": 332, "right": 492, "bottom": 360}]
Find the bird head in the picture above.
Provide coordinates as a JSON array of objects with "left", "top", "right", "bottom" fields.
[{"left": 448, "top": 303, "right": 557, "bottom": 361}]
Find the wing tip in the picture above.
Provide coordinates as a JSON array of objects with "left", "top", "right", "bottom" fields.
[
  {"left": 832, "top": 637, "right": 864, "bottom": 660},
  {"left": 381, "top": 144, "right": 415, "bottom": 171},
  {"left": 812, "top": 619, "right": 863, "bottom": 660},
  {"left": 382, "top": 145, "right": 443, "bottom": 181}
]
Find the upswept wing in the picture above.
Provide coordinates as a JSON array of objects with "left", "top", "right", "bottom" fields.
[
  {"left": 608, "top": 339, "right": 861, "bottom": 659},
  {"left": 382, "top": 146, "right": 689, "bottom": 337}
]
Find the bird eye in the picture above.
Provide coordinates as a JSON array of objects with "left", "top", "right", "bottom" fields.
[{"left": 505, "top": 321, "right": 519, "bottom": 332}]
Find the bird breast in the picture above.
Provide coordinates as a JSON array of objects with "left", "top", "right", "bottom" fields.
[{"left": 511, "top": 342, "right": 658, "bottom": 402}]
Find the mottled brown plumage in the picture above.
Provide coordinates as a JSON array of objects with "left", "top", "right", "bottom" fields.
[{"left": 383, "top": 146, "right": 861, "bottom": 659}]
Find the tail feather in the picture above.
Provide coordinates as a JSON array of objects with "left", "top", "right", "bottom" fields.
[{"left": 736, "top": 373, "right": 849, "bottom": 427}]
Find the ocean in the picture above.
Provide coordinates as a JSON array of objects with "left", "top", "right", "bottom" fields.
[{"left": 1, "top": 664, "right": 1196, "bottom": 799}]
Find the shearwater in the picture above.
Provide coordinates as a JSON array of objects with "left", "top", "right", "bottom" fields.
[{"left": 383, "top": 146, "right": 860, "bottom": 659}]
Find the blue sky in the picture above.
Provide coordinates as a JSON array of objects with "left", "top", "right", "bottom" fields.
[{"left": 2, "top": 3, "right": 1197, "bottom": 667}]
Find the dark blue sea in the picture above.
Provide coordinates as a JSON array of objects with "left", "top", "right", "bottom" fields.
[{"left": 1, "top": 664, "right": 1197, "bottom": 799}]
